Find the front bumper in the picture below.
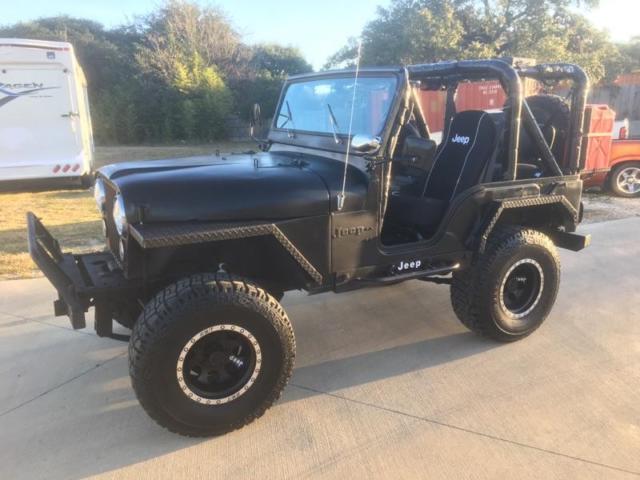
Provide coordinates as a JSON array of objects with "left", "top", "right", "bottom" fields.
[{"left": 27, "top": 212, "right": 130, "bottom": 329}]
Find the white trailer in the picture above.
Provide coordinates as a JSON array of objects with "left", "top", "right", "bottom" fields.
[{"left": 0, "top": 38, "right": 94, "bottom": 182}]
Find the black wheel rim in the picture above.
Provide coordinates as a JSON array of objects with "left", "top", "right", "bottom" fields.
[
  {"left": 177, "top": 325, "right": 261, "bottom": 404},
  {"left": 500, "top": 259, "right": 544, "bottom": 318}
]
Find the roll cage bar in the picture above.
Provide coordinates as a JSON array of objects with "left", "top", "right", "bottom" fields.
[{"left": 406, "top": 59, "right": 590, "bottom": 179}]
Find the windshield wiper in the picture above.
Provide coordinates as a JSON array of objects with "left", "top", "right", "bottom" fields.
[
  {"left": 326, "top": 103, "right": 341, "bottom": 144},
  {"left": 277, "top": 100, "right": 296, "bottom": 138},
  {"left": 285, "top": 101, "right": 295, "bottom": 137},
  {"left": 286, "top": 100, "right": 293, "bottom": 123}
]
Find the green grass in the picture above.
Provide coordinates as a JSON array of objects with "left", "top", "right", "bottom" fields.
[{"left": 0, "top": 190, "right": 100, "bottom": 279}]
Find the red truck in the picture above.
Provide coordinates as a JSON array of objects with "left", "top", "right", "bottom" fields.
[
  {"left": 582, "top": 140, "right": 640, "bottom": 197},
  {"left": 580, "top": 105, "right": 640, "bottom": 197}
]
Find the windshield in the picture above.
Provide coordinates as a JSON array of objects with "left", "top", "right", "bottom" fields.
[{"left": 275, "top": 76, "right": 398, "bottom": 137}]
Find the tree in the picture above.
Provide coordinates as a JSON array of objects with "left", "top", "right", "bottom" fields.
[
  {"left": 603, "top": 37, "right": 640, "bottom": 82},
  {"left": 136, "top": 0, "right": 251, "bottom": 81},
  {"left": 619, "top": 37, "right": 640, "bottom": 72},
  {"left": 231, "top": 44, "right": 313, "bottom": 121},
  {"left": 0, "top": 2, "right": 315, "bottom": 143},
  {"left": 134, "top": 2, "right": 250, "bottom": 140},
  {"left": 325, "top": 0, "right": 614, "bottom": 83},
  {"left": 250, "top": 44, "right": 313, "bottom": 77}
]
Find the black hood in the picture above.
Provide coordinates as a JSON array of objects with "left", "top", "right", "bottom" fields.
[{"left": 99, "top": 151, "right": 368, "bottom": 224}]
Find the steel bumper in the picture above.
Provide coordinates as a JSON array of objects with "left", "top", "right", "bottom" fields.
[{"left": 27, "top": 212, "right": 128, "bottom": 329}]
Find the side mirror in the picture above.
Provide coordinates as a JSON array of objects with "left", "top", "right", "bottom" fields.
[
  {"left": 402, "top": 136, "right": 436, "bottom": 159},
  {"left": 250, "top": 103, "right": 262, "bottom": 138},
  {"left": 250, "top": 103, "right": 262, "bottom": 127},
  {"left": 351, "top": 134, "right": 381, "bottom": 154},
  {"left": 399, "top": 136, "right": 437, "bottom": 171}
]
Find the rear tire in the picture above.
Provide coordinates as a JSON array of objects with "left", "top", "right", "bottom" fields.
[
  {"left": 129, "top": 273, "right": 295, "bottom": 437},
  {"left": 451, "top": 226, "right": 560, "bottom": 342},
  {"left": 608, "top": 162, "right": 640, "bottom": 197}
]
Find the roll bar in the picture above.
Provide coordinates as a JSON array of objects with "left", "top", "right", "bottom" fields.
[
  {"left": 407, "top": 59, "right": 589, "bottom": 177},
  {"left": 518, "top": 63, "right": 590, "bottom": 174}
]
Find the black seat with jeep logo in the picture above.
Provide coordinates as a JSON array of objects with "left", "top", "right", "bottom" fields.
[{"left": 386, "top": 110, "right": 498, "bottom": 238}]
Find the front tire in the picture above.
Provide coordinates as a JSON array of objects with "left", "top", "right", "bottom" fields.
[
  {"left": 451, "top": 227, "right": 560, "bottom": 342},
  {"left": 129, "top": 273, "right": 295, "bottom": 437}
]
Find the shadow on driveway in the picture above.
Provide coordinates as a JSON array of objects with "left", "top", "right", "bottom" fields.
[{"left": 289, "top": 331, "right": 495, "bottom": 400}]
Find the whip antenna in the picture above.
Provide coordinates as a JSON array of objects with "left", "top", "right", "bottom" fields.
[{"left": 337, "top": 39, "right": 362, "bottom": 211}]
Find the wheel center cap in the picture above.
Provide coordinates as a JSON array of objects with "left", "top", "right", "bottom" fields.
[
  {"left": 500, "top": 258, "right": 545, "bottom": 319},
  {"left": 508, "top": 276, "right": 526, "bottom": 292},
  {"left": 208, "top": 351, "right": 227, "bottom": 365}
]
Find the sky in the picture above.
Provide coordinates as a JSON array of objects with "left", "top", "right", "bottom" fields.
[{"left": 0, "top": 0, "right": 637, "bottom": 70}]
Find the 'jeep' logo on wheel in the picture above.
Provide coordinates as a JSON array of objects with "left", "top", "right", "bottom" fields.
[{"left": 452, "top": 134, "right": 470, "bottom": 145}]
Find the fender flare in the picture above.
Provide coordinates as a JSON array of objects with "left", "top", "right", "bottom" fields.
[
  {"left": 477, "top": 195, "right": 578, "bottom": 254},
  {"left": 129, "top": 222, "right": 323, "bottom": 285}
]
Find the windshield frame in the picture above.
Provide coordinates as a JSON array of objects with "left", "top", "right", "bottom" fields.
[{"left": 268, "top": 69, "right": 404, "bottom": 155}]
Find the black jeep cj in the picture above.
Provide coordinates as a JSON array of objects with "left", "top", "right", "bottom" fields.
[{"left": 28, "top": 59, "right": 591, "bottom": 436}]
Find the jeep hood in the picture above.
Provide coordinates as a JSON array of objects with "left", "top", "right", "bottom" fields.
[{"left": 99, "top": 151, "right": 368, "bottom": 224}]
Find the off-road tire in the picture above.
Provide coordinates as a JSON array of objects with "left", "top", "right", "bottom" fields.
[
  {"left": 526, "top": 94, "right": 571, "bottom": 167},
  {"left": 129, "top": 273, "right": 295, "bottom": 437},
  {"left": 608, "top": 162, "right": 640, "bottom": 197},
  {"left": 451, "top": 226, "right": 560, "bottom": 342}
]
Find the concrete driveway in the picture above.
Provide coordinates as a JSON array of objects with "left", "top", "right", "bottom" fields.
[{"left": 0, "top": 218, "right": 639, "bottom": 479}]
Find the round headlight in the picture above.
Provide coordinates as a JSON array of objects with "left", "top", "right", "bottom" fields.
[
  {"left": 113, "top": 194, "right": 127, "bottom": 235},
  {"left": 94, "top": 178, "right": 106, "bottom": 213}
]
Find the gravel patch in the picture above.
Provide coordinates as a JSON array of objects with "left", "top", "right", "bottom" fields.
[{"left": 582, "top": 190, "right": 640, "bottom": 224}]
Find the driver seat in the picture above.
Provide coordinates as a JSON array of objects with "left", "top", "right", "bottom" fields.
[{"left": 387, "top": 110, "right": 498, "bottom": 237}]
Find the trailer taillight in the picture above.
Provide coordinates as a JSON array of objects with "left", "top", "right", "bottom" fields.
[
  {"left": 52, "top": 165, "right": 61, "bottom": 173},
  {"left": 62, "top": 164, "right": 70, "bottom": 173},
  {"left": 619, "top": 126, "right": 628, "bottom": 139}
]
